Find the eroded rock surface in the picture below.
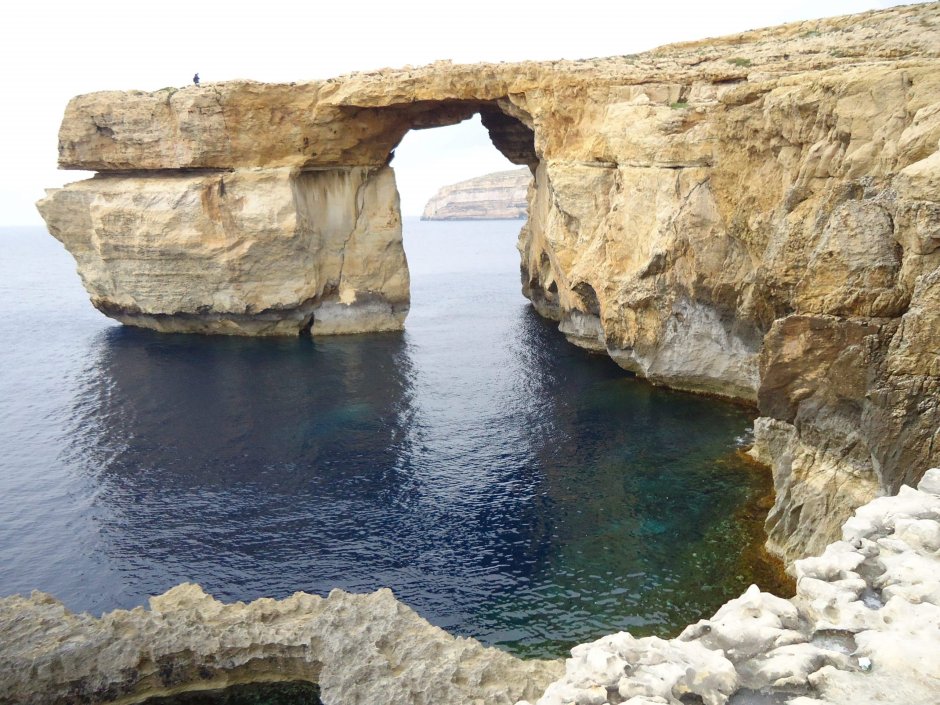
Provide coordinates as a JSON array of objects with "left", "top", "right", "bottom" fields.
[
  {"left": 37, "top": 3, "right": 940, "bottom": 559},
  {"left": 40, "top": 167, "right": 408, "bottom": 335},
  {"left": 422, "top": 168, "right": 530, "bottom": 220},
  {"left": 0, "top": 585, "right": 561, "bottom": 705}
]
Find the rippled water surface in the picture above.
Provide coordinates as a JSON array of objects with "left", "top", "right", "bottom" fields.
[{"left": 0, "top": 219, "right": 781, "bottom": 658}]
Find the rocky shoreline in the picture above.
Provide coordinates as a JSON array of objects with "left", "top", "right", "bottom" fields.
[
  {"left": 522, "top": 468, "right": 940, "bottom": 705},
  {"left": 2, "top": 469, "right": 937, "bottom": 705}
]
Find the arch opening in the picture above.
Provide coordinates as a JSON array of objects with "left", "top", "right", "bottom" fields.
[
  {"left": 286, "top": 98, "right": 545, "bottom": 338},
  {"left": 314, "top": 98, "right": 538, "bottom": 172},
  {"left": 386, "top": 105, "right": 538, "bottom": 336}
]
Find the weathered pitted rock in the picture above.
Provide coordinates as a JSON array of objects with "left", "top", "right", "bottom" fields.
[
  {"left": 422, "top": 168, "right": 531, "bottom": 220},
  {"left": 4, "top": 470, "right": 938, "bottom": 705},
  {"left": 0, "top": 584, "right": 562, "bottom": 705},
  {"left": 37, "top": 3, "right": 940, "bottom": 560},
  {"left": 517, "top": 469, "right": 940, "bottom": 705}
]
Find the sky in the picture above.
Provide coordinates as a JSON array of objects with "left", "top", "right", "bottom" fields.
[{"left": 1, "top": 0, "right": 927, "bottom": 223}]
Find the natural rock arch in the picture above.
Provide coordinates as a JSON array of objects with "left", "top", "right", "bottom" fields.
[
  {"left": 40, "top": 92, "right": 544, "bottom": 338},
  {"left": 37, "top": 2, "right": 940, "bottom": 564}
]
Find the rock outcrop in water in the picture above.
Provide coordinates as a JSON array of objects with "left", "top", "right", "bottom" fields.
[
  {"left": 422, "top": 168, "right": 530, "bottom": 220},
  {"left": 36, "top": 3, "right": 940, "bottom": 561},
  {"left": 3, "top": 469, "right": 938, "bottom": 705}
]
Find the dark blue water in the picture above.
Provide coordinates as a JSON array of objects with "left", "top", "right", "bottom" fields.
[{"left": 0, "top": 219, "right": 781, "bottom": 658}]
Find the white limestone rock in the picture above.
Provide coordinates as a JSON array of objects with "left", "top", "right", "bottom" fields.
[
  {"left": 917, "top": 468, "right": 940, "bottom": 496},
  {"left": 679, "top": 585, "right": 803, "bottom": 663},
  {"left": 736, "top": 642, "right": 851, "bottom": 690},
  {"left": 530, "top": 632, "right": 737, "bottom": 705}
]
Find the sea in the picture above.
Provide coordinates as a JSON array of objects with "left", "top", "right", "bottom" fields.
[{"left": 0, "top": 217, "right": 783, "bottom": 659}]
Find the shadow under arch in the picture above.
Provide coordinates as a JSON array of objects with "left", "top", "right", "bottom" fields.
[{"left": 319, "top": 98, "right": 540, "bottom": 172}]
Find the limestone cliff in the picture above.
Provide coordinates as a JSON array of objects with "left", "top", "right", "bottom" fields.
[
  {"left": 3, "top": 469, "right": 939, "bottom": 705},
  {"left": 422, "top": 167, "right": 530, "bottom": 219},
  {"left": 37, "top": 2, "right": 940, "bottom": 562}
]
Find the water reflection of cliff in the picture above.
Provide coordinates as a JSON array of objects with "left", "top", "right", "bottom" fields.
[
  {"left": 68, "top": 307, "right": 563, "bottom": 627},
  {"left": 67, "top": 288, "right": 765, "bottom": 659}
]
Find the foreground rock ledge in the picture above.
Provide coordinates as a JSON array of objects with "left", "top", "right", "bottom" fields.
[
  {"left": 2, "top": 469, "right": 938, "bottom": 705},
  {"left": 0, "top": 585, "right": 561, "bottom": 705},
  {"left": 36, "top": 3, "right": 940, "bottom": 563}
]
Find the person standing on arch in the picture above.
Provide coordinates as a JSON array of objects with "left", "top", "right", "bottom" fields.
[{"left": 193, "top": 73, "right": 200, "bottom": 86}]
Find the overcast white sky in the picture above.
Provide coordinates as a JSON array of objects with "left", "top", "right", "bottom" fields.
[{"left": 1, "top": 0, "right": 925, "bottom": 223}]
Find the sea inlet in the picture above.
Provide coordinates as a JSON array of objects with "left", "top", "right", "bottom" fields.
[{"left": 0, "top": 218, "right": 788, "bottom": 659}]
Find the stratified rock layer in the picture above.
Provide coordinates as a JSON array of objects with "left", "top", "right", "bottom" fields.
[
  {"left": 422, "top": 168, "right": 530, "bottom": 220},
  {"left": 2, "top": 469, "right": 938, "bottom": 705},
  {"left": 37, "top": 3, "right": 940, "bottom": 560},
  {"left": 40, "top": 167, "right": 408, "bottom": 335}
]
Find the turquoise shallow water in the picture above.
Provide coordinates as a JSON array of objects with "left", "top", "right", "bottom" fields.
[{"left": 0, "top": 219, "right": 779, "bottom": 659}]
